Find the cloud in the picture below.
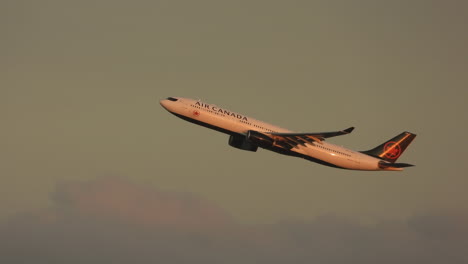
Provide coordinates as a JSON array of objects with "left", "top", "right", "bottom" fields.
[
  {"left": 409, "top": 210, "right": 468, "bottom": 241},
  {"left": 1, "top": 177, "right": 467, "bottom": 264},
  {"left": 47, "top": 176, "right": 233, "bottom": 230}
]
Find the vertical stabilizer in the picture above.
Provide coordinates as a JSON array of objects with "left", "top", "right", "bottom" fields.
[{"left": 361, "top": 132, "right": 416, "bottom": 163}]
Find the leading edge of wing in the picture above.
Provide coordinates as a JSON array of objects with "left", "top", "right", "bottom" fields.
[{"left": 269, "top": 126, "right": 355, "bottom": 141}]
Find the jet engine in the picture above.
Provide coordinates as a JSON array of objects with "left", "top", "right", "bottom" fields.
[{"left": 228, "top": 135, "right": 258, "bottom": 152}]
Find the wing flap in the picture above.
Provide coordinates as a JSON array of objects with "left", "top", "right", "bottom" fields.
[
  {"left": 270, "top": 126, "right": 354, "bottom": 141},
  {"left": 266, "top": 127, "right": 354, "bottom": 150},
  {"left": 271, "top": 127, "right": 354, "bottom": 140}
]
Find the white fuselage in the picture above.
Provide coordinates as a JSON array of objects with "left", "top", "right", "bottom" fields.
[{"left": 160, "top": 97, "right": 395, "bottom": 171}]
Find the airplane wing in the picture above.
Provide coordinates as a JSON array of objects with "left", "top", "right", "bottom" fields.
[{"left": 266, "top": 127, "right": 354, "bottom": 149}]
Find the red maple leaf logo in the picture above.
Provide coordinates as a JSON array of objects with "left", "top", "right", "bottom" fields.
[
  {"left": 193, "top": 110, "right": 200, "bottom": 117},
  {"left": 383, "top": 141, "right": 401, "bottom": 159}
]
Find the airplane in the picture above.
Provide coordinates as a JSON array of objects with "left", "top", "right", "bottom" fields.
[{"left": 160, "top": 97, "right": 416, "bottom": 171}]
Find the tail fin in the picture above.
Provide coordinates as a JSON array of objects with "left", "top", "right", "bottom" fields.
[{"left": 361, "top": 132, "right": 416, "bottom": 163}]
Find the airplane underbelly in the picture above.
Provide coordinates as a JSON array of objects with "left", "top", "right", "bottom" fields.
[{"left": 300, "top": 146, "right": 361, "bottom": 170}]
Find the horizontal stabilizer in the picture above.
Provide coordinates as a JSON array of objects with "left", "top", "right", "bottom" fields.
[{"left": 378, "top": 161, "right": 415, "bottom": 169}]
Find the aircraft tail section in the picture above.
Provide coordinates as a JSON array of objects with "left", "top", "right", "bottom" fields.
[{"left": 361, "top": 132, "right": 416, "bottom": 163}]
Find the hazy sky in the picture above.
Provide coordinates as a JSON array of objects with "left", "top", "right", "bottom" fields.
[{"left": 2, "top": 0, "right": 468, "bottom": 262}]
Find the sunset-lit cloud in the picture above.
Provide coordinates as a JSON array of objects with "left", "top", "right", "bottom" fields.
[
  {"left": 1, "top": 177, "right": 466, "bottom": 264},
  {"left": 48, "top": 177, "right": 233, "bottom": 230}
]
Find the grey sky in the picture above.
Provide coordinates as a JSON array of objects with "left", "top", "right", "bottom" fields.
[{"left": 2, "top": 1, "right": 468, "bottom": 261}]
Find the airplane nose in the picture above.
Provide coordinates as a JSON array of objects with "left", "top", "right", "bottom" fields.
[
  {"left": 160, "top": 97, "right": 179, "bottom": 111},
  {"left": 160, "top": 99, "right": 168, "bottom": 109}
]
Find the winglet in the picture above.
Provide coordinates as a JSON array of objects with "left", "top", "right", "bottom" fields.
[{"left": 343, "top": 127, "right": 355, "bottom": 134}]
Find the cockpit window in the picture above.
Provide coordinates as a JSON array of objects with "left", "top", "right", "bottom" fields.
[{"left": 167, "top": 97, "right": 178, "bottom": 102}]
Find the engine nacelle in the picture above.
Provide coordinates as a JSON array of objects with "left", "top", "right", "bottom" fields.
[
  {"left": 246, "top": 130, "right": 274, "bottom": 148},
  {"left": 228, "top": 135, "right": 258, "bottom": 152}
]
